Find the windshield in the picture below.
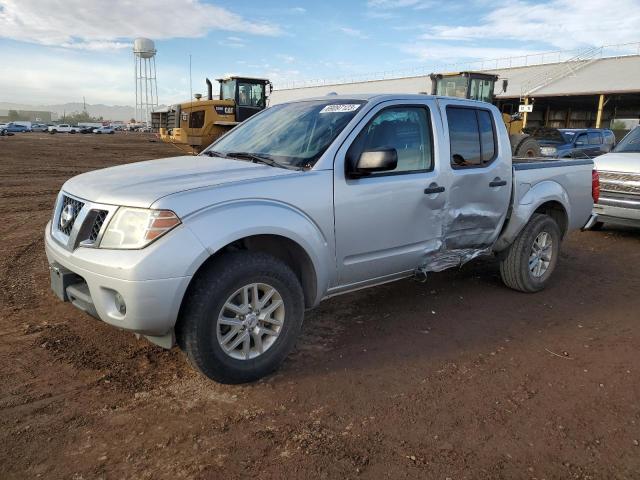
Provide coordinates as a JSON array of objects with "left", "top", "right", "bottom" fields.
[
  {"left": 613, "top": 126, "right": 640, "bottom": 153},
  {"left": 203, "top": 100, "right": 365, "bottom": 168},
  {"left": 559, "top": 130, "right": 578, "bottom": 143}
]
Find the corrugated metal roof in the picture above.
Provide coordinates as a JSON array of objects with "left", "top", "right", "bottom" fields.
[{"left": 270, "top": 55, "right": 640, "bottom": 105}]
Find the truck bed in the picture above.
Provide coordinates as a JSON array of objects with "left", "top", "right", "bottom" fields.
[{"left": 492, "top": 156, "right": 595, "bottom": 252}]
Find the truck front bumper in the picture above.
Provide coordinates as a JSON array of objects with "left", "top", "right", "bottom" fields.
[{"left": 45, "top": 221, "right": 202, "bottom": 347}]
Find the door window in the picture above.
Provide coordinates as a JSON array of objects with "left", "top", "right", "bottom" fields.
[
  {"left": 588, "top": 132, "right": 602, "bottom": 145},
  {"left": 347, "top": 106, "right": 433, "bottom": 174},
  {"left": 447, "top": 107, "right": 496, "bottom": 168},
  {"left": 238, "top": 83, "right": 265, "bottom": 107},
  {"left": 469, "top": 79, "right": 494, "bottom": 103},
  {"left": 576, "top": 133, "right": 588, "bottom": 145}
]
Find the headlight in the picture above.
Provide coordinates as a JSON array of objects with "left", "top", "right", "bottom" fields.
[
  {"left": 100, "top": 207, "right": 181, "bottom": 249},
  {"left": 540, "top": 146, "right": 557, "bottom": 156}
]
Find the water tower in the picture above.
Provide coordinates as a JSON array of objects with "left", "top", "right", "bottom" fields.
[{"left": 133, "top": 38, "right": 158, "bottom": 124}]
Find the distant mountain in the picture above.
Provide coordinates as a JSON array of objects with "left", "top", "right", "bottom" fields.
[{"left": 0, "top": 102, "right": 151, "bottom": 121}]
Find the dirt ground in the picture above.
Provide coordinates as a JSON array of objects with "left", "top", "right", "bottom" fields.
[{"left": 1, "top": 132, "right": 639, "bottom": 479}]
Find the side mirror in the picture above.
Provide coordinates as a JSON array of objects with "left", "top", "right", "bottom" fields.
[{"left": 350, "top": 148, "right": 398, "bottom": 177}]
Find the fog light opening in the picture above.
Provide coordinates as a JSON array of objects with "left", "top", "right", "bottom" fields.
[{"left": 114, "top": 292, "right": 127, "bottom": 315}]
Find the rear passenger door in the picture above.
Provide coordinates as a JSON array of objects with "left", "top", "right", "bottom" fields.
[{"left": 438, "top": 101, "right": 512, "bottom": 249}]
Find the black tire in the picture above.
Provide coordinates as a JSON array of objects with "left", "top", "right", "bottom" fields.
[
  {"left": 176, "top": 251, "right": 304, "bottom": 384},
  {"left": 50, "top": 129, "right": 57, "bottom": 134},
  {"left": 513, "top": 135, "right": 541, "bottom": 158},
  {"left": 499, "top": 213, "right": 561, "bottom": 293}
]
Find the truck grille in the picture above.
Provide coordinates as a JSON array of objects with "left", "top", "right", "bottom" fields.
[
  {"left": 598, "top": 170, "right": 640, "bottom": 196},
  {"left": 58, "top": 195, "right": 85, "bottom": 235},
  {"left": 89, "top": 210, "right": 108, "bottom": 241}
]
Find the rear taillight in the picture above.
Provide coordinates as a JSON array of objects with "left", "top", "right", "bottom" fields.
[{"left": 592, "top": 169, "right": 600, "bottom": 204}]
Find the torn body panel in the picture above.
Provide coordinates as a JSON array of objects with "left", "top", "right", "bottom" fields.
[{"left": 419, "top": 246, "right": 492, "bottom": 273}]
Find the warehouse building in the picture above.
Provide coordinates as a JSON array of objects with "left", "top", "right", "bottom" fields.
[
  {"left": 270, "top": 47, "right": 640, "bottom": 133},
  {"left": 0, "top": 109, "right": 56, "bottom": 123}
]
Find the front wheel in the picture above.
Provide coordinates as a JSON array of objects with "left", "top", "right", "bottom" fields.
[
  {"left": 500, "top": 213, "right": 561, "bottom": 292},
  {"left": 176, "top": 251, "right": 305, "bottom": 384}
]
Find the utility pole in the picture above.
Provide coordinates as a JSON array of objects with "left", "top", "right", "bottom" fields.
[{"left": 189, "top": 54, "right": 193, "bottom": 102}]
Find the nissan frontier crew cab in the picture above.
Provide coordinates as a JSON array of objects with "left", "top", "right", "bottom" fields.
[{"left": 45, "top": 94, "right": 597, "bottom": 384}]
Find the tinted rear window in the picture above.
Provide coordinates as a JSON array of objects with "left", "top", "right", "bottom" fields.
[{"left": 447, "top": 107, "right": 496, "bottom": 168}]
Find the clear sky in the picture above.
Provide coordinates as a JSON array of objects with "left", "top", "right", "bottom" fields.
[{"left": 1, "top": 0, "right": 639, "bottom": 106}]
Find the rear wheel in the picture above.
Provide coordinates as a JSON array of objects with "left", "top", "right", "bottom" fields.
[
  {"left": 50, "top": 129, "right": 57, "bottom": 134},
  {"left": 176, "top": 251, "right": 304, "bottom": 384},
  {"left": 500, "top": 214, "right": 561, "bottom": 292}
]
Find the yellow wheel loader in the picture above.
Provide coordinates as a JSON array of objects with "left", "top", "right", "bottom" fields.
[
  {"left": 429, "top": 71, "right": 541, "bottom": 157},
  {"left": 152, "top": 76, "right": 272, "bottom": 154}
]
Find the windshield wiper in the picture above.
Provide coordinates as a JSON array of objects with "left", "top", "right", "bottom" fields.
[
  {"left": 201, "top": 150, "right": 227, "bottom": 158},
  {"left": 225, "top": 152, "right": 299, "bottom": 170}
]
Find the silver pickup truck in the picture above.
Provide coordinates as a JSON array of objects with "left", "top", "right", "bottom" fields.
[{"left": 45, "top": 94, "right": 596, "bottom": 383}]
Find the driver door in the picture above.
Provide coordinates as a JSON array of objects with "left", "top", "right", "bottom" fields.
[
  {"left": 333, "top": 100, "right": 446, "bottom": 289},
  {"left": 236, "top": 82, "right": 265, "bottom": 122}
]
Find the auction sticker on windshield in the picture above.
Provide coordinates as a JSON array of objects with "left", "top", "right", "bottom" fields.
[{"left": 320, "top": 104, "right": 361, "bottom": 113}]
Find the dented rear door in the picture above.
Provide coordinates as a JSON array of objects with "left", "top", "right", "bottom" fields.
[{"left": 437, "top": 99, "right": 511, "bottom": 249}]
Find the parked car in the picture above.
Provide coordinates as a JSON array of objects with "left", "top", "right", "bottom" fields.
[
  {"left": 9, "top": 121, "right": 32, "bottom": 131},
  {"left": 79, "top": 126, "right": 96, "bottom": 134},
  {"left": 534, "top": 128, "right": 615, "bottom": 159},
  {"left": 48, "top": 124, "right": 80, "bottom": 134},
  {"left": 0, "top": 124, "right": 7, "bottom": 136},
  {"left": 589, "top": 126, "right": 640, "bottom": 229},
  {"left": 4, "top": 122, "right": 31, "bottom": 133},
  {"left": 93, "top": 126, "right": 115, "bottom": 134},
  {"left": 45, "top": 94, "right": 596, "bottom": 383},
  {"left": 31, "top": 123, "right": 49, "bottom": 132}
]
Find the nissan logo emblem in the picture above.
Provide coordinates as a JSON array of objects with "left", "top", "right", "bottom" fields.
[{"left": 59, "top": 204, "right": 75, "bottom": 229}]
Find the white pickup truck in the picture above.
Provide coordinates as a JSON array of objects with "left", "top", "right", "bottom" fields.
[
  {"left": 591, "top": 126, "right": 640, "bottom": 228},
  {"left": 48, "top": 124, "right": 80, "bottom": 134},
  {"left": 45, "top": 94, "right": 597, "bottom": 383}
]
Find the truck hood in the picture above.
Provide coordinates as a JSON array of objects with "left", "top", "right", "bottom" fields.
[
  {"left": 594, "top": 152, "right": 640, "bottom": 174},
  {"left": 63, "top": 155, "right": 298, "bottom": 207}
]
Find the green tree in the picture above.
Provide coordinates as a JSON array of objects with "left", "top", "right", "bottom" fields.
[
  {"left": 64, "top": 111, "right": 104, "bottom": 124},
  {"left": 610, "top": 120, "right": 627, "bottom": 130}
]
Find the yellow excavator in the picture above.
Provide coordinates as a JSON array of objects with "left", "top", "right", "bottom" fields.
[
  {"left": 152, "top": 76, "right": 272, "bottom": 154},
  {"left": 429, "top": 71, "right": 541, "bottom": 157}
]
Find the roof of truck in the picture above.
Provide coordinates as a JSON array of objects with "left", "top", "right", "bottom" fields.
[{"left": 282, "top": 93, "right": 492, "bottom": 106}]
